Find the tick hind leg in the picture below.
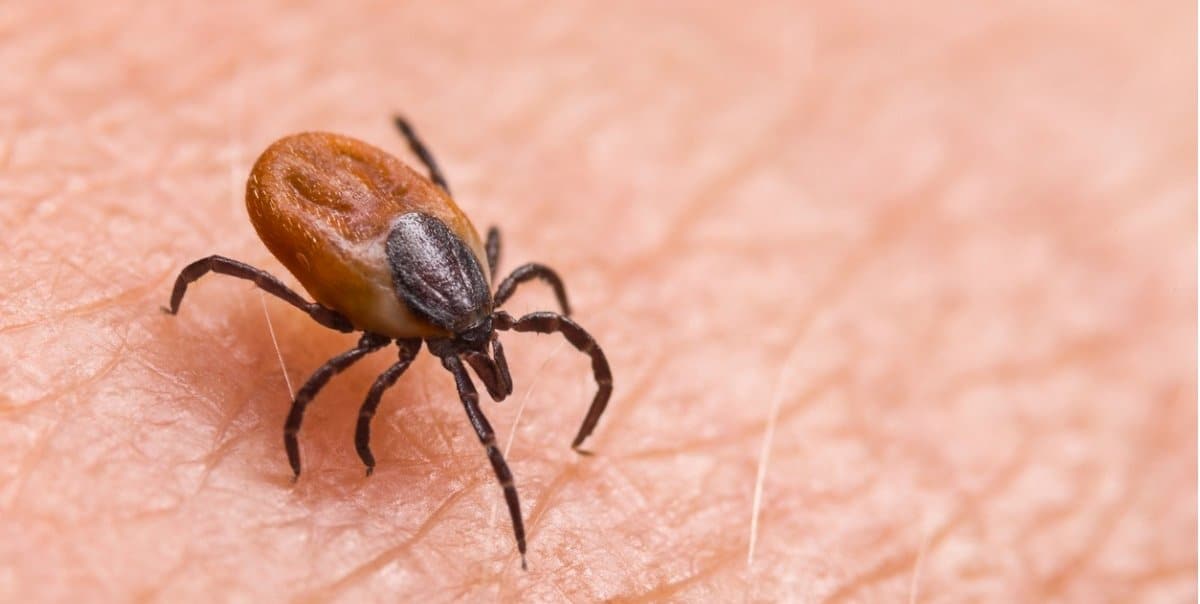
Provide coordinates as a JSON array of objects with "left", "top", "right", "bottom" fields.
[
  {"left": 165, "top": 255, "right": 354, "bottom": 332},
  {"left": 285, "top": 333, "right": 390, "bottom": 479},
  {"left": 393, "top": 115, "right": 450, "bottom": 194},
  {"left": 440, "top": 354, "right": 527, "bottom": 569},
  {"left": 493, "top": 311, "right": 612, "bottom": 452},
  {"left": 355, "top": 338, "right": 422, "bottom": 475},
  {"left": 493, "top": 263, "right": 572, "bottom": 316}
]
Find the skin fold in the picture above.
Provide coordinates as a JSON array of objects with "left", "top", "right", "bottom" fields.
[{"left": 0, "top": 2, "right": 1194, "bottom": 601}]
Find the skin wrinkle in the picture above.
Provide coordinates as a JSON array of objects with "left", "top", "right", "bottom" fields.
[
  {"left": 192, "top": 435, "right": 248, "bottom": 494},
  {"left": 1036, "top": 387, "right": 1183, "bottom": 597},
  {"left": 1038, "top": 481, "right": 1137, "bottom": 597},
  {"left": 387, "top": 408, "right": 441, "bottom": 467},
  {"left": 611, "top": 547, "right": 743, "bottom": 604},
  {"left": 2, "top": 418, "right": 64, "bottom": 511},
  {"left": 470, "top": 29, "right": 639, "bottom": 147},
  {"left": 1, "top": 1, "right": 1194, "bottom": 602},
  {"left": 601, "top": 458, "right": 656, "bottom": 518},
  {"left": 507, "top": 457, "right": 590, "bottom": 566},
  {"left": 315, "top": 478, "right": 488, "bottom": 599},
  {"left": 3, "top": 344, "right": 124, "bottom": 414},
  {"left": 825, "top": 436, "right": 1034, "bottom": 603},
  {"left": 0, "top": 271, "right": 172, "bottom": 336},
  {"left": 621, "top": 367, "right": 849, "bottom": 461},
  {"left": 938, "top": 333, "right": 1127, "bottom": 401},
  {"left": 603, "top": 89, "right": 811, "bottom": 280},
  {"left": 907, "top": 516, "right": 930, "bottom": 604},
  {"left": 612, "top": 171, "right": 953, "bottom": 577}
]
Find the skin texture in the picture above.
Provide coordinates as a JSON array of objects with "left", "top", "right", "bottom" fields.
[{"left": 0, "top": 2, "right": 1193, "bottom": 602}]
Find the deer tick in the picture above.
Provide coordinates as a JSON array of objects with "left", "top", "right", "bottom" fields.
[{"left": 165, "top": 117, "right": 613, "bottom": 569}]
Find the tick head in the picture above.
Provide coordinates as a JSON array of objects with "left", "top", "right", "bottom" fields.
[{"left": 454, "top": 314, "right": 494, "bottom": 350}]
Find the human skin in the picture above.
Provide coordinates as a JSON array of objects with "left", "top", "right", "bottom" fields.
[{"left": 0, "top": 1, "right": 1194, "bottom": 602}]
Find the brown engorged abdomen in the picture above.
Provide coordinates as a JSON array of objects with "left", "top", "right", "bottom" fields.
[{"left": 245, "top": 132, "right": 490, "bottom": 338}]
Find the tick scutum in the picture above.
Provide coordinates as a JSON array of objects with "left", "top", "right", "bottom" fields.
[{"left": 387, "top": 212, "right": 491, "bottom": 336}]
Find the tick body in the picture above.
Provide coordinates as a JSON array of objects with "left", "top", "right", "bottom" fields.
[{"left": 166, "top": 118, "right": 613, "bottom": 570}]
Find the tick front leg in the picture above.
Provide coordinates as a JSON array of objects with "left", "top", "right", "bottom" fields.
[
  {"left": 441, "top": 354, "right": 527, "bottom": 570},
  {"left": 493, "top": 263, "right": 572, "bottom": 316},
  {"left": 165, "top": 255, "right": 354, "bottom": 332},
  {"left": 285, "top": 333, "right": 390, "bottom": 479},
  {"left": 355, "top": 338, "right": 422, "bottom": 476},
  {"left": 393, "top": 115, "right": 450, "bottom": 194},
  {"left": 493, "top": 311, "right": 611, "bottom": 453}
]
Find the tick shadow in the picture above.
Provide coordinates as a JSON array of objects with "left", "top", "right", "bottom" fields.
[{"left": 150, "top": 291, "right": 466, "bottom": 510}]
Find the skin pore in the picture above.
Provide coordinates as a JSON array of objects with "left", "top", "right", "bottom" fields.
[{"left": 1, "top": 2, "right": 1194, "bottom": 601}]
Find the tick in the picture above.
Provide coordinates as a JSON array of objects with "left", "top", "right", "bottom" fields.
[{"left": 164, "top": 117, "right": 612, "bottom": 569}]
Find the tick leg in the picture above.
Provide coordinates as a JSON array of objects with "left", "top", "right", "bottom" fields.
[
  {"left": 486, "top": 227, "right": 501, "bottom": 276},
  {"left": 393, "top": 115, "right": 450, "bottom": 195},
  {"left": 493, "top": 263, "right": 572, "bottom": 316},
  {"left": 166, "top": 255, "right": 354, "bottom": 333},
  {"left": 493, "top": 311, "right": 611, "bottom": 452},
  {"left": 356, "top": 339, "right": 422, "bottom": 476},
  {"left": 441, "top": 354, "right": 527, "bottom": 570},
  {"left": 285, "top": 333, "right": 390, "bottom": 479}
]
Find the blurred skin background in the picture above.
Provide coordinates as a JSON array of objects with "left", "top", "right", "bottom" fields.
[{"left": 0, "top": 1, "right": 1194, "bottom": 601}]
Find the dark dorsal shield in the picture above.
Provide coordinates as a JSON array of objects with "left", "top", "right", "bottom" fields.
[{"left": 386, "top": 212, "right": 490, "bottom": 334}]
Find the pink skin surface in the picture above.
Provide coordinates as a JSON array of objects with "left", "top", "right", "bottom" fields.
[{"left": 1, "top": 2, "right": 1194, "bottom": 601}]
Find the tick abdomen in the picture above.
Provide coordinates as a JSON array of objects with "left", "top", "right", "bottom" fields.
[{"left": 245, "top": 132, "right": 489, "bottom": 338}]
